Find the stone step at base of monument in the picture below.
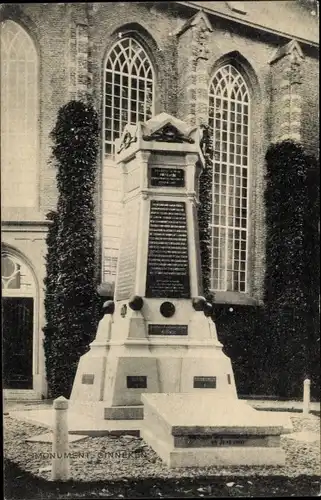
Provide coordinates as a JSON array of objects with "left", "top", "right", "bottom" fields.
[
  {"left": 140, "top": 393, "right": 287, "bottom": 467},
  {"left": 104, "top": 405, "right": 144, "bottom": 420},
  {"left": 141, "top": 427, "right": 286, "bottom": 467},
  {"left": 69, "top": 401, "right": 144, "bottom": 422}
]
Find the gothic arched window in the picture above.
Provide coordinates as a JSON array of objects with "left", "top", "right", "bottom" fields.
[
  {"left": 1, "top": 251, "right": 35, "bottom": 295},
  {"left": 208, "top": 64, "right": 250, "bottom": 293},
  {"left": 1, "top": 20, "right": 38, "bottom": 208},
  {"left": 104, "top": 36, "right": 155, "bottom": 157}
]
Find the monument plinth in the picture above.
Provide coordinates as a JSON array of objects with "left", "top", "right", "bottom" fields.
[{"left": 71, "top": 113, "right": 237, "bottom": 420}]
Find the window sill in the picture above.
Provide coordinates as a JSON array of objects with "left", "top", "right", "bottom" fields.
[{"left": 212, "top": 291, "right": 259, "bottom": 306}]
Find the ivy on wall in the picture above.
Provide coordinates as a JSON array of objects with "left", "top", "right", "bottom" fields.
[
  {"left": 43, "top": 100, "right": 101, "bottom": 398},
  {"left": 263, "top": 139, "right": 320, "bottom": 398},
  {"left": 213, "top": 140, "right": 319, "bottom": 400},
  {"left": 198, "top": 124, "right": 214, "bottom": 302},
  {"left": 43, "top": 210, "right": 59, "bottom": 397}
]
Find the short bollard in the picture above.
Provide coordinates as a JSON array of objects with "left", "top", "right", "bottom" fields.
[
  {"left": 52, "top": 396, "right": 70, "bottom": 481},
  {"left": 303, "top": 378, "right": 311, "bottom": 416}
]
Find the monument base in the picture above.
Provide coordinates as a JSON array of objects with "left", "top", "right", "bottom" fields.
[
  {"left": 71, "top": 337, "right": 237, "bottom": 420},
  {"left": 141, "top": 393, "right": 286, "bottom": 467}
]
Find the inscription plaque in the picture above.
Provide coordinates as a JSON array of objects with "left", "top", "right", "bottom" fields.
[
  {"left": 150, "top": 167, "right": 185, "bottom": 187},
  {"left": 81, "top": 374, "right": 95, "bottom": 385},
  {"left": 146, "top": 200, "right": 190, "bottom": 298},
  {"left": 174, "top": 435, "right": 273, "bottom": 448},
  {"left": 127, "top": 376, "right": 147, "bottom": 388},
  {"left": 193, "top": 376, "right": 216, "bottom": 388},
  {"left": 148, "top": 324, "right": 188, "bottom": 336}
]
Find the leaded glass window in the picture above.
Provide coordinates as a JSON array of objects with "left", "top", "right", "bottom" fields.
[
  {"left": 1, "top": 20, "right": 38, "bottom": 208},
  {"left": 104, "top": 37, "right": 155, "bottom": 157},
  {"left": 208, "top": 64, "right": 250, "bottom": 293},
  {"left": 1, "top": 252, "right": 35, "bottom": 295}
]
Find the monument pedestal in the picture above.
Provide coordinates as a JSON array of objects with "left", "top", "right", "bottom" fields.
[
  {"left": 71, "top": 304, "right": 236, "bottom": 420},
  {"left": 141, "top": 393, "right": 286, "bottom": 467}
]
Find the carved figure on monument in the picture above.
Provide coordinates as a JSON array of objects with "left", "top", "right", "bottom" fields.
[{"left": 143, "top": 123, "right": 194, "bottom": 143}]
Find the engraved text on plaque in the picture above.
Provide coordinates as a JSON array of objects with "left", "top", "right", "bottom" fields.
[{"left": 146, "top": 200, "right": 190, "bottom": 298}]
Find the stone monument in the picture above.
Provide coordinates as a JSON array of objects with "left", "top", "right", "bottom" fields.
[
  {"left": 71, "top": 113, "right": 287, "bottom": 466},
  {"left": 71, "top": 112, "right": 236, "bottom": 418}
]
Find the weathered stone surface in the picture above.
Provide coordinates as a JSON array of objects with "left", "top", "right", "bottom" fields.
[{"left": 141, "top": 393, "right": 287, "bottom": 467}]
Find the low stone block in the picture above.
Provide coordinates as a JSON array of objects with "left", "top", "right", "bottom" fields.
[{"left": 141, "top": 393, "right": 286, "bottom": 467}]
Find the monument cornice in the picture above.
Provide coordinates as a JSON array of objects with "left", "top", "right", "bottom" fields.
[{"left": 91, "top": 339, "right": 223, "bottom": 348}]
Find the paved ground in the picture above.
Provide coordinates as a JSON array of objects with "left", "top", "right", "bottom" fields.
[
  {"left": 4, "top": 398, "right": 319, "bottom": 438},
  {"left": 4, "top": 398, "right": 320, "bottom": 412},
  {"left": 3, "top": 400, "right": 300, "bottom": 435},
  {"left": 245, "top": 399, "right": 320, "bottom": 412}
]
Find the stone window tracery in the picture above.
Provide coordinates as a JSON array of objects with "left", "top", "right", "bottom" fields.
[
  {"left": 208, "top": 64, "right": 250, "bottom": 293},
  {"left": 1, "top": 252, "right": 35, "bottom": 296},
  {"left": 104, "top": 37, "right": 155, "bottom": 157},
  {"left": 0, "top": 20, "right": 38, "bottom": 208}
]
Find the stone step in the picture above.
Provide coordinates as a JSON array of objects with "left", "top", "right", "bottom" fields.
[
  {"left": 104, "top": 405, "right": 144, "bottom": 420},
  {"left": 141, "top": 393, "right": 287, "bottom": 467}
]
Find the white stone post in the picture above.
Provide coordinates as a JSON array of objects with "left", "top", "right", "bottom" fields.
[
  {"left": 52, "top": 396, "right": 70, "bottom": 481},
  {"left": 303, "top": 378, "right": 311, "bottom": 416}
]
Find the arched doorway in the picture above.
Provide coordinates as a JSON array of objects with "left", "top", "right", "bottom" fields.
[{"left": 2, "top": 250, "right": 37, "bottom": 389}]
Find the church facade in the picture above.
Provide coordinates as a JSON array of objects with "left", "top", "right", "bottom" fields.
[{"left": 1, "top": 1, "right": 319, "bottom": 400}]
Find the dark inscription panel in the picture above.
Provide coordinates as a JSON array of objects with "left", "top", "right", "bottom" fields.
[
  {"left": 146, "top": 201, "right": 190, "bottom": 298},
  {"left": 127, "top": 376, "right": 147, "bottom": 389},
  {"left": 82, "top": 374, "right": 95, "bottom": 385},
  {"left": 148, "top": 324, "right": 188, "bottom": 336},
  {"left": 193, "top": 376, "right": 217, "bottom": 388},
  {"left": 150, "top": 167, "right": 185, "bottom": 188},
  {"left": 175, "top": 435, "right": 267, "bottom": 448}
]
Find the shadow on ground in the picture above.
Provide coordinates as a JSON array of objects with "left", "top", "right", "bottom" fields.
[{"left": 4, "top": 458, "right": 320, "bottom": 498}]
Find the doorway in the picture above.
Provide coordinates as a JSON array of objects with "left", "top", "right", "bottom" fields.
[
  {"left": 2, "top": 250, "right": 37, "bottom": 391},
  {"left": 3, "top": 297, "right": 34, "bottom": 389}
]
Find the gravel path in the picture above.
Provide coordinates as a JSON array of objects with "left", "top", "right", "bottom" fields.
[{"left": 4, "top": 413, "right": 320, "bottom": 482}]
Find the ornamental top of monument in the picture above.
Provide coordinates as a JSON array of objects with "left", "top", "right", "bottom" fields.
[{"left": 115, "top": 113, "right": 205, "bottom": 165}]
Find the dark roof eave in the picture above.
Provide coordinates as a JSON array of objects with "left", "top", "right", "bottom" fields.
[{"left": 176, "top": 0, "right": 319, "bottom": 49}]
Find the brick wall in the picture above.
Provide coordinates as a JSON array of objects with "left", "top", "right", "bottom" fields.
[
  {"left": 301, "top": 55, "right": 319, "bottom": 158},
  {"left": 1, "top": 2, "right": 319, "bottom": 295}
]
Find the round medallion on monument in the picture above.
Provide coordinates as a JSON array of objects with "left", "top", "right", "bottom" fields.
[
  {"left": 128, "top": 295, "right": 144, "bottom": 311},
  {"left": 102, "top": 300, "right": 115, "bottom": 315},
  {"left": 203, "top": 302, "right": 213, "bottom": 317},
  {"left": 160, "top": 301, "right": 175, "bottom": 318},
  {"left": 192, "top": 296, "right": 206, "bottom": 311}
]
